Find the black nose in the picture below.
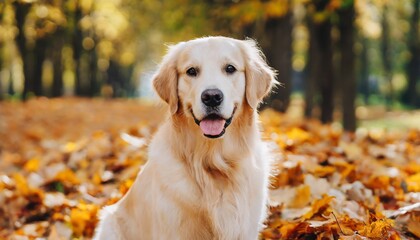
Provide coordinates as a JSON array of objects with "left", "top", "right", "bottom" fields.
[{"left": 201, "top": 89, "right": 223, "bottom": 107}]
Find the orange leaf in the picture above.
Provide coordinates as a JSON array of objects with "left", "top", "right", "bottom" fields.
[
  {"left": 302, "top": 195, "right": 335, "bottom": 220},
  {"left": 279, "top": 222, "right": 300, "bottom": 238},
  {"left": 406, "top": 213, "right": 420, "bottom": 238},
  {"left": 358, "top": 219, "right": 395, "bottom": 239},
  {"left": 313, "top": 165, "right": 336, "bottom": 177}
]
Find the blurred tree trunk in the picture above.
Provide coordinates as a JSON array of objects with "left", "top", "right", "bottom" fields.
[
  {"left": 0, "top": 71, "right": 2, "bottom": 101},
  {"left": 263, "top": 8, "right": 293, "bottom": 112},
  {"left": 8, "top": 78, "right": 15, "bottom": 96},
  {"left": 88, "top": 47, "right": 98, "bottom": 96},
  {"left": 317, "top": 20, "right": 334, "bottom": 123},
  {"left": 359, "top": 37, "right": 370, "bottom": 105},
  {"left": 73, "top": 1, "right": 84, "bottom": 96},
  {"left": 33, "top": 37, "right": 47, "bottom": 96},
  {"left": 0, "top": 44, "right": 3, "bottom": 100},
  {"left": 304, "top": 17, "right": 319, "bottom": 118},
  {"left": 107, "top": 60, "right": 120, "bottom": 97},
  {"left": 402, "top": 0, "right": 420, "bottom": 107},
  {"left": 13, "top": 1, "right": 33, "bottom": 100},
  {"left": 339, "top": 3, "right": 356, "bottom": 131},
  {"left": 242, "top": 22, "right": 256, "bottom": 38},
  {"left": 305, "top": 1, "right": 335, "bottom": 123},
  {"left": 21, "top": 51, "right": 35, "bottom": 99},
  {"left": 51, "top": 30, "right": 65, "bottom": 97},
  {"left": 0, "top": 5, "right": 3, "bottom": 99},
  {"left": 124, "top": 66, "right": 135, "bottom": 97},
  {"left": 381, "top": 4, "right": 393, "bottom": 110}
]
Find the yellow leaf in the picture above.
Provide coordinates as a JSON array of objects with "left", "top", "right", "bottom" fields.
[
  {"left": 64, "top": 142, "right": 77, "bottom": 153},
  {"left": 405, "top": 162, "right": 420, "bottom": 175},
  {"left": 55, "top": 169, "right": 80, "bottom": 185},
  {"left": 119, "top": 178, "right": 134, "bottom": 194},
  {"left": 289, "top": 185, "right": 311, "bottom": 208},
  {"left": 365, "top": 176, "right": 391, "bottom": 190},
  {"left": 358, "top": 219, "right": 394, "bottom": 238},
  {"left": 286, "top": 127, "right": 310, "bottom": 143},
  {"left": 13, "top": 173, "right": 30, "bottom": 195},
  {"left": 93, "top": 173, "right": 102, "bottom": 185},
  {"left": 70, "top": 203, "right": 99, "bottom": 236},
  {"left": 265, "top": 0, "right": 289, "bottom": 18},
  {"left": 406, "top": 173, "right": 420, "bottom": 192},
  {"left": 70, "top": 208, "right": 90, "bottom": 236},
  {"left": 313, "top": 165, "right": 336, "bottom": 177},
  {"left": 24, "top": 158, "right": 41, "bottom": 172}
]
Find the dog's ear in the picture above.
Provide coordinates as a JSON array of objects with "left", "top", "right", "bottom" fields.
[
  {"left": 239, "top": 39, "right": 278, "bottom": 109},
  {"left": 152, "top": 43, "right": 184, "bottom": 115}
]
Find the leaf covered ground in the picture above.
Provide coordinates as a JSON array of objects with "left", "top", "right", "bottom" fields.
[{"left": 0, "top": 98, "right": 419, "bottom": 239}]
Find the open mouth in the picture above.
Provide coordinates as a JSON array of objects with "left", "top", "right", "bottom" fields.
[{"left": 191, "top": 110, "right": 235, "bottom": 139}]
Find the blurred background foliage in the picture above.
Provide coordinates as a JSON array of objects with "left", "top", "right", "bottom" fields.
[{"left": 0, "top": 0, "right": 419, "bottom": 131}]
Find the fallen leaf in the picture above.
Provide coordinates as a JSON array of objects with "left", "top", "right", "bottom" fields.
[{"left": 302, "top": 195, "right": 335, "bottom": 220}]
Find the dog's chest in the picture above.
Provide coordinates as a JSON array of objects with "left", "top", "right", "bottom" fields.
[{"left": 203, "top": 164, "right": 262, "bottom": 239}]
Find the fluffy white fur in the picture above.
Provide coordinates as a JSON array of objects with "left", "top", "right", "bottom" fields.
[{"left": 94, "top": 36, "right": 277, "bottom": 240}]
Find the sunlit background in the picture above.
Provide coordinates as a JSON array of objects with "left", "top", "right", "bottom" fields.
[{"left": 0, "top": 0, "right": 419, "bottom": 131}]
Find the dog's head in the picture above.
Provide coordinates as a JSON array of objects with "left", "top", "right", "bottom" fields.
[{"left": 153, "top": 36, "right": 277, "bottom": 139}]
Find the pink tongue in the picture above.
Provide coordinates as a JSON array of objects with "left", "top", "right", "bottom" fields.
[{"left": 199, "top": 119, "right": 226, "bottom": 136}]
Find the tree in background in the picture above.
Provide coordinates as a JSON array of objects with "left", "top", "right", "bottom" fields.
[
  {"left": 304, "top": 0, "right": 357, "bottom": 130},
  {"left": 304, "top": 10, "right": 317, "bottom": 119},
  {"left": 0, "top": 0, "right": 419, "bottom": 133},
  {"left": 263, "top": 0, "right": 293, "bottom": 113},
  {"left": 50, "top": 24, "right": 65, "bottom": 97},
  {"left": 72, "top": 0, "right": 84, "bottom": 96},
  {"left": 402, "top": 0, "right": 419, "bottom": 107},
  {"left": 305, "top": 0, "right": 336, "bottom": 124},
  {"left": 69, "top": 0, "right": 134, "bottom": 97},
  {"left": 358, "top": 35, "right": 370, "bottom": 105},
  {"left": 12, "top": 0, "right": 69, "bottom": 99},
  {"left": 0, "top": 3, "right": 4, "bottom": 101},
  {"left": 212, "top": 0, "right": 293, "bottom": 112},
  {"left": 13, "top": 0, "right": 32, "bottom": 100},
  {"left": 3, "top": 0, "right": 138, "bottom": 99},
  {"left": 381, "top": 2, "right": 393, "bottom": 110},
  {"left": 339, "top": 0, "right": 356, "bottom": 131}
]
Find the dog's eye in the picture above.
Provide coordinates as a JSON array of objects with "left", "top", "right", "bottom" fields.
[
  {"left": 225, "top": 65, "right": 236, "bottom": 74},
  {"left": 186, "top": 67, "right": 197, "bottom": 77}
]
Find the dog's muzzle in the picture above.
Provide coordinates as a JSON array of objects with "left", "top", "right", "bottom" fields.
[{"left": 191, "top": 109, "right": 235, "bottom": 139}]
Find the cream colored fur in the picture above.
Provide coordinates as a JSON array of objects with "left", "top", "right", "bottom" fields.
[{"left": 94, "top": 36, "right": 277, "bottom": 240}]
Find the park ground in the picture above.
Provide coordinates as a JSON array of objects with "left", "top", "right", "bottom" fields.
[{"left": 0, "top": 98, "right": 419, "bottom": 239}]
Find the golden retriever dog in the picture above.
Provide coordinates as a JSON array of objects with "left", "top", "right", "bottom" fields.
[{"left": 94, "top": 36, "right": 277, "bottom": 240}]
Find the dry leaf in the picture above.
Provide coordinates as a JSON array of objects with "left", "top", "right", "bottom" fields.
[{"left": 302, "top": 195, "right": 335, "bottom": 220}]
